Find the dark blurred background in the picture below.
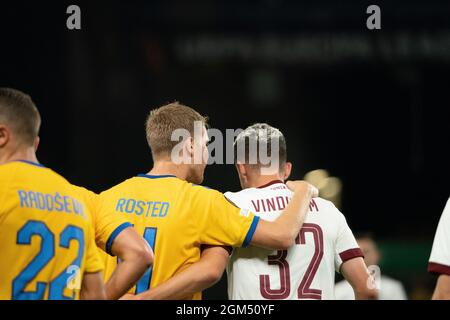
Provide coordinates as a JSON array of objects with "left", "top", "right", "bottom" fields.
[{"left": 1, "top": 0, "right": 449, "bottom": 299}]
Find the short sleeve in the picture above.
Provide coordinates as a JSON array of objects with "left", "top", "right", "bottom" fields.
[
  {"left": 334, "top": 213, "right": 363, "bottom": 272},
  {"left": 428, "top": 198, "right": 450, "bottom": 275},
  {"left": 192, "top": 186, "right": 260, "bottom": 248},
  {"left": 91, "top": 190, "right": 132, "bottom": 255}
]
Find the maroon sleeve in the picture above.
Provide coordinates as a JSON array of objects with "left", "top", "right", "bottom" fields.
[
  {"left": 428, "top": 262, "right": 450, "bottom": 276},
  {"left": 339, "top": 248, "right": 364, "bottom": 263}
]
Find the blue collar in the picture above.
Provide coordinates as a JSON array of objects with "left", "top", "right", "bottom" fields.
[
  {"left": 137, "top": 174, "right": 177, "bottom": 179},
  {"left": 16, "top": 160, "right": 46, "bottom": 168}
]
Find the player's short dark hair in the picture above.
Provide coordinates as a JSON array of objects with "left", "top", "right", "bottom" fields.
[
  {"left": 146, "top": 102, "right": 208, "bottom": 160},
  {"left": 0, "top": 88, "right": 41, "bottom": 146},
  {"left": 234, "top": 123, "right": 287, "bottom": 171}
]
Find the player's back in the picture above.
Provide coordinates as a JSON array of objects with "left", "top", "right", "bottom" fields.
[
  {"left": 0, "top": 161, "right": 102, "bottom": 300},
  {"left": 225, "top": 180, "right": 362, "bottom": 300},
  {"left": 98, "top": 174, "right": 258, "bottom": 299}
]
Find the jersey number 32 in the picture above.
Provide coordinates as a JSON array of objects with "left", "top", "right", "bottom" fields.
[{"left": 259, "top": 223, "right": 324, "bottom": 300}]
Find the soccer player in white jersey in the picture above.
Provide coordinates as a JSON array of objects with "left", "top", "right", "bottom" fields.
[
  {"left": 428, "top": 197, "right": 450, "bottom": 299},
  {"left": 225, "top": 123, "right": 377, "bottom": 300}
]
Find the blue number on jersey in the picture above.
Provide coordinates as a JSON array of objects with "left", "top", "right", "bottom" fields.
[
  {"left": 12, "top": 221, "right": 55, "bottom": 300},
  {"left": 48, "top": 226, "right": 84, "bottom": 299},
  {"left": 135, "top": 227, "right": 157, "bottom": 294},
  {"left": 12, "top": 222, "right": 85, "bottom": 300}
]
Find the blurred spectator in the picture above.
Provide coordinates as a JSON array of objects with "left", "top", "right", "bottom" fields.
[{"left": 335, "top": 235, "right": 408, "bottom": 300}]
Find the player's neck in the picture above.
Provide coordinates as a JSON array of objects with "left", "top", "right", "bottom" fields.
[
  {"left": 245, "top": 174, "right": 284, "bottom": 189},
  {"left": 0, "top": 146, "right": 38, "bottom": 166},
  {"left": 148, "top": 161, "right": 190, "bottom": 181}
]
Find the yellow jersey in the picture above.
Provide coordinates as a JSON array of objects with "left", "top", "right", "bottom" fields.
[
  {"left": 71, "top": 185, "right": 132, "bottom": 256},
  {"left": 0, "top": 160, "right": 103, "bottom": 300},
  {"left": 98, "top": 174, "right": 260, "bottom": 299}
]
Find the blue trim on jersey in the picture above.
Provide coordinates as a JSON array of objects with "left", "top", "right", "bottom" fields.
[
  {"left": 137, "top": 174, "right": 176, "bottom": 179},
  {"left": 106, "top": 222, "right": 133, "bottom": 255},
  {"left": 16, "top": 160, "right": 46, "bottom": 168},
  {"left": 242, "top": 216, "right": 260, "bottom": 247}
]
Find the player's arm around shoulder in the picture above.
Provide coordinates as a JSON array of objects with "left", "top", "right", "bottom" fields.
[
  {"left": 190, "top": 184, "right": 259, "bottom": 248},
  {"left": 249, "top": 180, "right": 318, "bottom": 250},
  {"left": 190, "top": 181, "right": 316, "bottom": 250}
]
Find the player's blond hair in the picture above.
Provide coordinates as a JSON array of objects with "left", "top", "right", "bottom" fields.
[
  {"left": 146, "top": 102, "right": 208, "bottom": 160},
  {"left": 0, "top": 88, "right": 41, "bottom": 146}
]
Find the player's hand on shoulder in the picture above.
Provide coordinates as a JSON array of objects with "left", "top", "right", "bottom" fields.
[{"left": 286, "top": 180, "right": 318, "bottom": 197}]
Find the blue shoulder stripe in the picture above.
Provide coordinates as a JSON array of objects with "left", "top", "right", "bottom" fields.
[
  {"left": 105, "top": 222, "right": 133, "bottom": 255},
  {"left": 242, "top": 216, "right": 260, "bottom": 247}
]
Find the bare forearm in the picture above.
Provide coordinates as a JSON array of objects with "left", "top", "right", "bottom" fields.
[
  {"left": 137, "top": 268, "right": 200, "bottom": 300},
  {"left": 341, "top": 257, "right": 378, "bottom": 300},
  {"left": 80, "top": 289, "right": 106, "bottom": 300},
  {"left": 138, "top": 267, "right": 206, "bottom": 300},
  {"left": 80, "top": 272, "right": 107, "bottom": 300},
  {"left": 106, "top": 227, "right": 154, "bottom": 299},
  {"left": 138, "top": 246, "right": 228, "bottom": 300},
  {"left": 432, "top": 291, "right": 450, "bottom": 300},
  {"left": 432, "top": 275, "right": 450, "bottom": 300},
  {"left": 138, "top": 262, "right": 223, "bottom": 300},
  {"left": 354, "top": 289, "right": 378, "bottom": 300},
  {"left": 105, "top": 260, "right": 149, "bottom": 300}
]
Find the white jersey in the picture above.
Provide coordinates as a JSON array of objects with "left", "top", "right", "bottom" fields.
[
  {"left": 225, "top": 180, "right": 363, "bottom": 300},
  {"left": 335, "top": 276, "right": 407, "bottom": 300},
  {"left": 428, "top": 197, "right": 450, "bottom": 276}
]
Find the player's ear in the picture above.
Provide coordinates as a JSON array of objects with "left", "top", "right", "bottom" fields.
[
  {"left": 236, "top": 163, "right": 250, "bottom": 188},
  {"left": 34, "top": 136, "right": 40, "bottom": 152},
  {"left": 0, "top": 125, "right": 10, "bottom": 148},
  {"left": 283, "top": 162, "right": 292, "bottom": 181},
  {"left": 184, "top": 137, "right": 195, "bottom": 159},
  {"left": 236, "top": 163, "right": 248, "bottom": 180}
]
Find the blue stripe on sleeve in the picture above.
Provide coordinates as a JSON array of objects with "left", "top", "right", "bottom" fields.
[
  {"left": 106, "top": 222, "right": 133, "bottom": 255},
  {"left": 242, "top": 216, "right": 260, "bottom": 247}
]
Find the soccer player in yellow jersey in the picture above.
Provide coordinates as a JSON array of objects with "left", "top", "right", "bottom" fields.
[
  {"left": 99, "top": 102, "right": 318, "bottom": 300},
  {"left": 0, "top": 88, "right": 104, "bottom": 300},
  {"left": 72, "top": 185, "right": 154, "bottom": 300}
]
